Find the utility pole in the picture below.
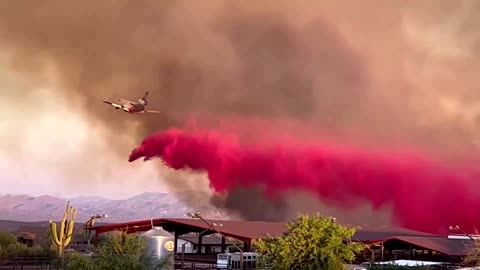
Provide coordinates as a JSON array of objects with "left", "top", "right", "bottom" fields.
[
  {"left": 84, "top": 214, "right": 108, "bottom": 247},
  {"left": 186, "top": 211, "right": 244, "bottom": 269}
]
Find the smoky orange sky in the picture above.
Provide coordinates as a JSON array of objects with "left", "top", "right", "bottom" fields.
[{"left": 0, "top": 0, "right": 479, "bottom": 223}]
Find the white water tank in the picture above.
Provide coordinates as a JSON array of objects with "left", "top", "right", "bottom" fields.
[{"left": 141, "top": 226, "right": 175, "bottom": 264}]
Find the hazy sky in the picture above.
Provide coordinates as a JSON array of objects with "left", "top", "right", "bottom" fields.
[
  {"left": 1, "top": 0, "right": 480, "bottom": 204},
  {"left": 0, "top": 55, "right": 211, "bottom": 199}
]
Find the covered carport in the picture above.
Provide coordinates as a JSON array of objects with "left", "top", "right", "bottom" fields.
[{"left": 86, "top": 217, "right": 287, "bottom": 260}]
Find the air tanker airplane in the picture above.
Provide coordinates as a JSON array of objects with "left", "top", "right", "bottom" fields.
[{"left": 102, "top": 91, "right": 161, "bottom": 114}]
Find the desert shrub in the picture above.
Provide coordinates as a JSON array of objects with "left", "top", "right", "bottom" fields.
[
  {"left": 0, "top": 232, "right": 16, "bottom": 248},
  {"left": 0, "top": 246, "right": 6, "bottom": 259},
  {"left": 65, "top": 252, "right": 96, "bottom": 270},
  {"left": 5, "top": 242, "right": 28, "bottom": 257},
  {"left": 0, "top": 242, "right": 56, "bottom": 259}
]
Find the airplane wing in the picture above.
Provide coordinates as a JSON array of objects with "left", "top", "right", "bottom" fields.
[
  {"left": 102, "top": 100, "right": 122, "bottom": 109},
  {"left": 144, "top": 110, "right": 161, "bottom": 114}
]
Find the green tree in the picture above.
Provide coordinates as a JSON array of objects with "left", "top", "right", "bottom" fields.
[
  {"left": 0, "top": 231, "right": 17, "bottom": 248},
  {"left": 256, "top": 213, "right": 364, "bottom": 270},
  {"left": 463, "top": 237, "right": 480, "bottom": 267},
  {"left": 66, "top": 231, "right": 172, "bottom": 270}
]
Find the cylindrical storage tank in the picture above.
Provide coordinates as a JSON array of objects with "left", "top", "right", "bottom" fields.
[{"left": 141, "top": 226, "right": 175, "bottom": 267}]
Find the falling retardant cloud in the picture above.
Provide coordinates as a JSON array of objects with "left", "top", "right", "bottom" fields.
[
  {"left": 1, "top": 0, "right": 480, "bottom": 224},
  {"left": 129, "top": 128, "right": 480, "bottom": 233}
]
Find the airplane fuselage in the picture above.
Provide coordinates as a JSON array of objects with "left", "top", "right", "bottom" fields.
[{"left": 120, "top": 102, "right": 145, "bottom": 113}]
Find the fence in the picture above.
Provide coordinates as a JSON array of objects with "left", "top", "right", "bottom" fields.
[
  {"left": 0, "top": 256, "right": 262, "bottom": 270},
  {"left": 0, "top": 257, "right": 60, "bottom": 269}
]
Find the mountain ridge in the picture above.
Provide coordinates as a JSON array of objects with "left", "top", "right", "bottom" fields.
[{"left": 0, "top": 192, "right": 228, "bottom": 223}]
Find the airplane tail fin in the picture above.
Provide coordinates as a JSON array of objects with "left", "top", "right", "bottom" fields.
[
  {"left": 142, "top": 91, "right": 149, "bottom": 100},
  {"left": 140, "top": 91, "right": 149, "bottom": 105}
]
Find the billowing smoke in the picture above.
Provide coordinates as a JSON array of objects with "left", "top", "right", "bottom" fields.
[
  {"left": 1, "top": 1, "right": 480, "bottom": 223},
  {"left": 129, "top": 127, "right": 480, "bottom": 233}
]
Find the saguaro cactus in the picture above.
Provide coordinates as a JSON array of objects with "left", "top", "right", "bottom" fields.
[{"left": 49, "top": 201, "right": 76, "bottom": 257}]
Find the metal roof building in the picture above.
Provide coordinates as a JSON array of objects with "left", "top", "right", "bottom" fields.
[
  {"left": 88, "top": 218, "right": 286, "bottom": 240},
  {"left": 86, "top": 218, "right": 474, "bottom": 263},
  {"left": 87, "top": 217, "right": 287, "bottom": 254}
]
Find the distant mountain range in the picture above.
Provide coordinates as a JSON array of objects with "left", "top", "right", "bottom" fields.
[{"left": 0, "top": 192, "right": 228, "bottom": 223}]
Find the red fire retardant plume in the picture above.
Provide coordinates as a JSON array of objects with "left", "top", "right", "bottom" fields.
[{"left": 129, "top": 128, "right": 480, "bottom": 234}]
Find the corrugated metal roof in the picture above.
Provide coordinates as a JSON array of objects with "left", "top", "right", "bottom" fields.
[
  {"left": 88, "top": 218, "right": 287, "bottom": 240},
  {"left": 392, "top": 236, "right": 473, "bottom": 256},
  {"left": 353, "top": 226, "right": 438, "bottom": 242},
  {"left": 89, "top": 218, "right": 442, "bottom": 242},
  {"left": 162, "top": 218, "right": 287, "bottom": 240}
]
